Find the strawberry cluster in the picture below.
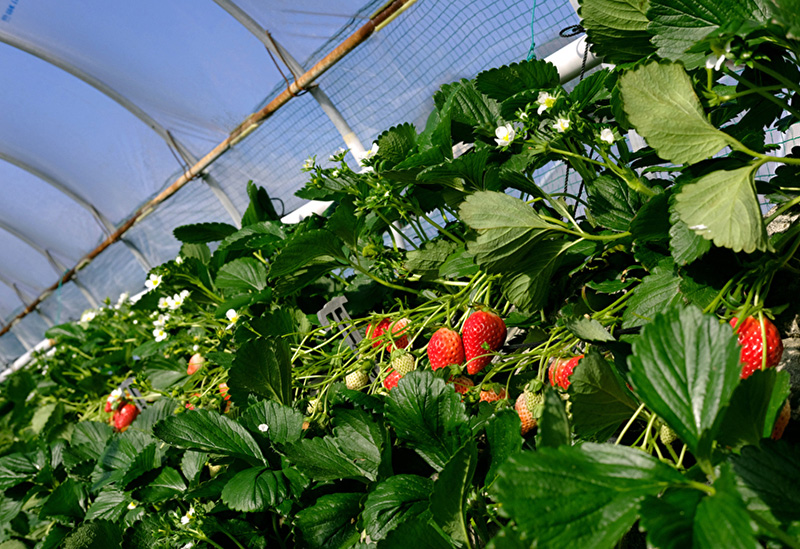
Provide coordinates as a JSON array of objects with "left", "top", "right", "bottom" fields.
[{"left": 103, "top": 388, "right": 139, "bottom": 432}]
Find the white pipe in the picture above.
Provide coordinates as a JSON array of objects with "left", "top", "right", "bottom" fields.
[{"left": 544, "top": 35, "right": 602, "bottom": 84}]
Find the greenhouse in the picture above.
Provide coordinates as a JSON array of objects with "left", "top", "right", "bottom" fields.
[{"left": 0, "top": 0, "right": 798, "bottom": 546}]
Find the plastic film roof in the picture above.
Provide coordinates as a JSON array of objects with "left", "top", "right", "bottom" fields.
[{"left": 0, "top": 0, "right": 583, "bottom": 365}]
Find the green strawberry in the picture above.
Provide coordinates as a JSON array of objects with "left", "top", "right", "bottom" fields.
[
  {"left": 345, "top": 370, "right": 370, "bottom": 390},
  {"left": 659, "top": 424, "right": 678, "bottom": 445},
  {"left": 391, "top": 350, "right": 415, "bottom": 376}
]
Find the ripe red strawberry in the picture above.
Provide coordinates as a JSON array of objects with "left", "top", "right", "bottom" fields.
[
  {"left": 548, "top": 355, "right": 584, "bottom": 390},
  {"left": 114, "top": 403, "right": 139, "bottom": 432},
  {"left": 772, "top": 400, "right": 791, "bottom": 440},
  {"left": 515, "top": 391, "right": 543, "bottom": 435},
  {"left": 391, "top": 351, "right": 415, "bottom": 376},
  {"left": 463, "top": 311, "right": 507, "bottom": 374},
  {"left": 345, "top": 369, "right": 370, "bottom": 390},
  {"left": 479, "top": 385, "right": 507, "bottom": 403},
  {"left": 187, "top": 353, "right": 205, "bottom": 375},
  {"left": 367, "top": 318, "right": 410, "bottom": 352},
  {"left": 450, "top": 375, "right": 474, "bottom": 396},
  {"left": 730, "top": 316, "right": 784, "bottom": 379},
  {"left": 383, "top": 370, "right": 402, "bottom": 391},
  {"left": 104, "top": 399, "right": 113, "bottom": 413},
  {"left": 218, "top": 383, "right": 231, "bottom": 401},
  {"left": 427, "top": 327, "right": 464, "bottom": 370}
]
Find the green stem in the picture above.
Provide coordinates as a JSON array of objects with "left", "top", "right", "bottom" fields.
[
  {"left": 547, "top": 146, "right": 608, "bottom": 169},
  {"left": 765, "top": 194, "right": 800, "bottom": 225},
  {"left": 216, "top": 524, "right": 247, "bottom": 549},
  {"left": 615, "top": 402, "right": 646, "bottom": 445},
  {"left": 752, "top": 61, "right": 800, "bottom": 95},
  {"left": 376, "top": 210, "right": 418, "bottom": 250},
  {"left": 718, "top": 84, "right": 786, "bottom": 102},
  {"left": 557, "top": 228, "right": 632, "bottom": 241},
  {"left": 418, "top": 211, "right": 462, "bottom": 244},
  {"left": 687, "top": 480, "right": 715, "bottom": 496},
  {"left": 725, "top": 69, "right": 800, "bottom": 123},
  {"left": 351, "top": 262, "right": 421, "bottom": 296}
]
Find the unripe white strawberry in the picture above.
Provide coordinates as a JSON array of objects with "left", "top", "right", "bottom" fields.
[
  {"left": 345, "top": 370, "right": 370, "bottom": 390},
  {"left": 391, "top": 351, "right": 416, "bottom": 376}
]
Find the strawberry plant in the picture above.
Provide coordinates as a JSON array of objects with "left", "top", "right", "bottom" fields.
[{"left": 0, "top": 0, "right": 799, "bottom": 546}]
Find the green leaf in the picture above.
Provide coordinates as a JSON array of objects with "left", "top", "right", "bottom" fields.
[
  {"left": 640, "top": 488, "right": 703, "bottom": 549},
  {"left": 475, "top": 59, "right": 559, "bottom": 101},
  {"left": 500, "top": 240, "right": 571, "bottom": 312},
  {"left": 434, "top": 79, "right": 501, "bottom": 128},
  {"left": 485, "top": 409, "right": 523, "bottom": 486},
  {"left": 0, "top": 453, "right": 41, "bottom": 490},
  {"left": 130, "top": 398, "right": 177, "bottom": 434},
  {"left": 153, "top": 409, "right": 265, "bottom": 466},
  {"left": 294, "top": 493, "right": 362, "bottom": 549},
  {"left": 91, "top": 430, "right": 158, "bottom": 491},
  {"left": 363, "top": 475, "right": 433, "bottom": 540},
  {"left": 491, "top": 443, "right": 685, "bottom": 547},
  {"left": 460, "top": 191, "right": 558, "bottom": 272},
  {"left": 570, "top": 69, "right": 612, "bottom": 109},
  {"left": 241, "top": 181, "right": 280, "bottom": 225},
  {"left": 31, "top": 402, "right": 64, "bottom": 435},
  {"left": 693, "top": 465, "right": 759, "bottom": 549},
  {"left": 731, "top": 440, "right": 800, "bottom": 525},
  {"left": 627, "top": 305, "right": 741, "bottom": 461},
  {"left": 241, "top": 398, "right": 304, "bottom": 445},
  {"left": 137, "top": 467, "right": 186, "bottom": 503},
  {"left": 180, "top": 450, "right": 207, "bottom": 486},
  {"left": 40, "top": 478, "right": 87, "bottom": 520},
  {"left": 430, "top": 442, "right": 478, "bottom": 544},
  {"left": 763, "top": 370, "right": 791, "bottom": 438},
  {"left": 669, "top": 217, "right": 712, "bottom": 265},
  {"left": 579, "top": 0, "right": 655, "bottom": 64},
  {"left": 439, "top": 246, "right": 479, "bottom": 279},
  {"left": 120, "top": 443, "right": 164, "bottom": 487},
  {"left": 376, "top": 123, "right": 418, "bottom": 167},
  {"left": 405, "top": 240, "right": 458, "bottom": 278},
  {"left": 569, "top": 350, "right": 639, "bottom": 439},
  {"left": 385, "top": 370, "right": 470, "bottom": 471},
  {"left": 380, "top": 518, "right": 454, "bottom": 548},
  {"left": 417, "top": 150, "right": 490, "bottom": 190},
  {"left": 61, "top": 520, "right": 121, "bottom": 549},
  {"left": 221, "top": 467, "right": 288, "bottom": 512},
  {"left": 620, "top": 62, "right": 735, "bottom": 164},
  {"left": 285, "top": 408, "right": 385, "bottom": 483},
  {"left": 70, "top": 421, "right": 114, "bottom": 459},
  {"left": 173, "top": 222, "right": 238, "bottom": 244},
  {"left": 565, "top": 316, "right": 615, "bottom": 342},
  {"left": 326, "top": 199, "right": 364, "bottom": 250},
  {"left": 181, "top": 242, "right": 211, "bottom": 264},
  {"left": 84, "top": 489, "right": 128, "bottom": 522},
  {"left": 674, "top": 166, "right": 769, "bottom": 253},
  {"left": 228, "top": 337, "right": 291, "bottom": 406},
  {"left": 622, "top": 267, "right": 682, "bottom": 328},
  {"left": 586, "top": 175, "right": 642, "bottom": 232},
  {"left": 216, "top": 258, "right": 268, "bottom": 292},
  {"left": 536, "top": 386, "right": 572, "bottom": 449},
  {"left": 718, "top": 369, "right": 789, "bottom": 449},
  {"left": 269, "top": 230, "right": 346, "bottom": 279},
  {"left": 648, "top": 0, "right": 768, "bottom": 64}
]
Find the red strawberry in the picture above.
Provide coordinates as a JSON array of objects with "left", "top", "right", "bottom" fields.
[
  {"left": 114, "top": 403, "right": 139, "bottom": 432},
  {"left": 383, "top": 370, "right": 402, "bottom": 391},
  {"left": 427, "top": 327, "right": 464, "bottom": 370},
  {"left": 479, "top": 385, "right": 507, "bottom": 403},
  {"left": 368, "top": 318, "right": 410, "bottom": 352},
  {"left": 515, "top": 391, "right": 543, "bottom": 435},
  {"left": 730, "top": 316, "right": 784, "bottom": 379},
  {"left": 463, "top": 311, "right": 507, "bottom": 374},
  {"left": 450, "top": 375, "right": 474, "bottom": 396},
  {"left": 218, "top": 383, "right": 231, "bottom": 401},
  {"left": 104, "top": 399, "right": 113, "bottom": 413},
  {"left": 187, "top": 353, "right": 205, "bottom": 375},
  {"left": 548, "top": 355, "right": 584, "bottom": 390},
  {"left": 345, "top": 369, "right": 370, "bottom": 390},
  {"left": 772, "top": 400, "right": 791, "bottom": 440}
]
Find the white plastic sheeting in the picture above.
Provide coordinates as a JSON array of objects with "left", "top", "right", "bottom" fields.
[{"left": 0, "top": 0, "right": 583, "bottom": 365}]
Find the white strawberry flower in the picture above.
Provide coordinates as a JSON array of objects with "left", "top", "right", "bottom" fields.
[
  {"left": 180, "top": 289, "right": 190, "bottom": 299},
  {"left": 116, "top": 292, "right": 129, "bottom": 307},
  {"left": 158, "top": 297, "right": 170, "bottom": 310},
  {"left": 553, "top": 118, "right": 570, "bottom": 133},
  {"left": 153, "top": 328, "right": 168, "bottom": 343},
  {"left": 361, "top": 143, "right": 379, "bottom": 161},
  {"left": 180, "top": 506, "right": 195, "bottom": 525},
  {"left": 536, "top": 91, "right": 556, "bottom": 114},
  {"left": 258, "top": 423, "right": 269, "bottom": 432},
  {"left": 153, "top": 314, "right": 170, "bottom": 328},
  {"left": 175, "top": 255, "right": 184, "bottom": 265},
  {"left": 600, "top": 128, "right": 615, "bottom": 144},
  {"left": 494, "top": 123, "right": 516, "bottom": 146},
  {"left": 328, "top": 147, "right": 346, "bottom": 162},
  {"left": 144, "top": 274, "right": 162, "bottom": 292},
  {"left": 192, "top": 344, "right": 199, "bottom": 352},
  {"left": 80, "top": 310, "right": 96, "bottom": 323},
  {"left": 225, "top": 309, "right": 240, "bottom": 330},
  {"left": 168, "top": 293, "right": 185, "bottom": 310},
  {"left": 127, "top": 502, "right": 137, "bottom": 510}
]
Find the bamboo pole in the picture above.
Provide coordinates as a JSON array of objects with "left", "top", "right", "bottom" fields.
[{"left": 0, "top": 0, "right": 417, "bottom": 337}]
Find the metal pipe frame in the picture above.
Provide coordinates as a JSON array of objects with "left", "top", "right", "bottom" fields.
[{"left": 0, "top": 0, "right": 417, "bottom": 338}]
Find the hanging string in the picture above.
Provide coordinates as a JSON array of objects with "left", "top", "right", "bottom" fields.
[{"left": 526, "top": 0, "right": 538, "bottom": 61}]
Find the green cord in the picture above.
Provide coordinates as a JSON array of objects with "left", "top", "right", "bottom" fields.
[{"left": 526, "top": 0, "right": 538, "bottom": 61}]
